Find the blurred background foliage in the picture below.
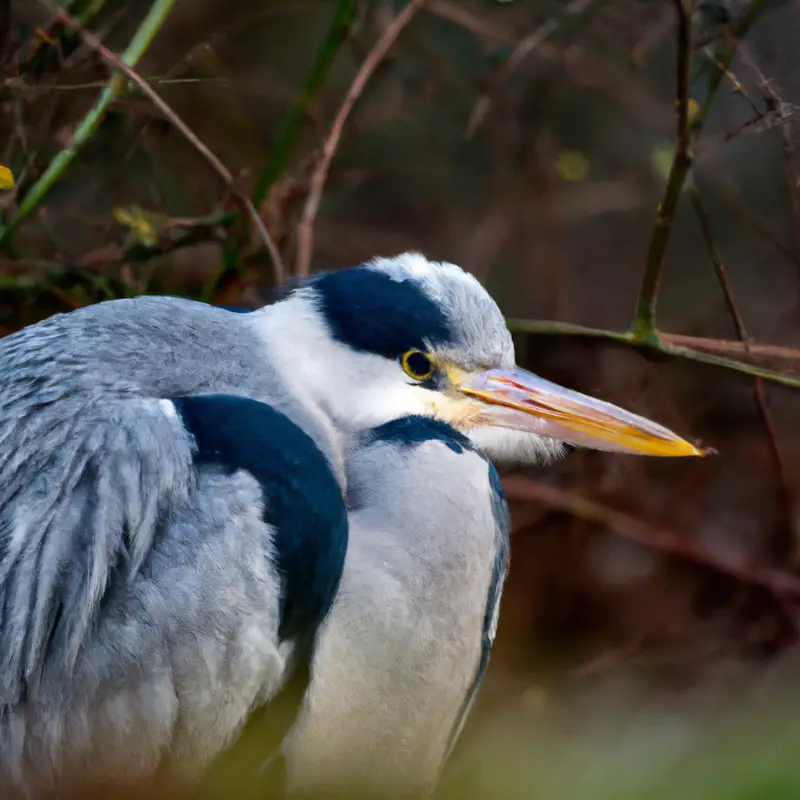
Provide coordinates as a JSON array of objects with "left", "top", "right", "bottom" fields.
[{"left": 4, "top": 0, "right": 800, "bottom": 797}]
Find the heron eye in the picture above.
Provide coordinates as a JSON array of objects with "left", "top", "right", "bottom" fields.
[{"left": 401, "top": 350, "right": 435, "bottom": 381}]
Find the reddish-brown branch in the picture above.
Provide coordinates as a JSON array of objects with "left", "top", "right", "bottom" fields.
[
  {"left": 661, "top": 333, "right": 800, "bottom": 367},
  {"left": 689, "top": 183, "right": 796, "bottom": 563},
  {"left": 296, "top": 0, "right": 428, "bottom": 277},
  {"left": 688, "top": 186, "right": 749, "bottom": 343},
  {"left": 49, "top": 4, "right": 285, "bottom": 284},
  {"left": 502, "top": 476, "right": 800, "bottom": 599}
]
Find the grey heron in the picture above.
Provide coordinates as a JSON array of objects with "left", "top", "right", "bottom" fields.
[{"left": 0, "top": 252, "right": 703, "bottom": 798}]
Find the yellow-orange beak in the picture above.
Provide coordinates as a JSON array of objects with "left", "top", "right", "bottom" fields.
[{"left": 458, "top": 367, "right": 709, "bottom": 457}]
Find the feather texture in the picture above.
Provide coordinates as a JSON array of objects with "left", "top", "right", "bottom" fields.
[
  {"left": 283, "top": 416, "right": 510, "bottom": 797},
  {"left": 0, "top": 297, "right": 346, "bottom": 795}
]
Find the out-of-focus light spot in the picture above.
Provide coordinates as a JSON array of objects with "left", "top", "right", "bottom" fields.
[
  {"left": 650, "top": 143, "right": 675, "bottom": 181},
  {"left": 555, "top": 150, "right": 590, "bottom": 183},
  {"left": 687, "top": 97, "right": 701, "bottom": 126},
  {"left": 521, "top": 686, "right": 548, "bottom": 710}
]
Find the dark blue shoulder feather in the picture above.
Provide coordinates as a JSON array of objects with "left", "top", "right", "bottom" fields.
[
  {"left": 215, "top": 305, "right": 254, "bottom": 314},
  {"left": 364, "top": 414, "right": 472, "bottom": 454},
  {"left": 172, "top": 394, "right": 348, "bottom": 643}
]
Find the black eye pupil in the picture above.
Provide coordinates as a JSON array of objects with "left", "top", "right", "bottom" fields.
[{"left": 405, "top": 351, "right": 431, "bottom": 378}]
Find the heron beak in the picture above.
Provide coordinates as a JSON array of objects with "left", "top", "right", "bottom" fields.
[{"left": 458, "top": 366, "right": 708, "bottom": 457}]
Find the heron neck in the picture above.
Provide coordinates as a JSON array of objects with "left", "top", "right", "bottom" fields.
[{"left": 245, "top": 298, "right": 348, "bottom": 491}]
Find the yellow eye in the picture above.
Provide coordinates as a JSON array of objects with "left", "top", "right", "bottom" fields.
[{"left": 401, "top": 349, "right": 435, "bottom": 381}]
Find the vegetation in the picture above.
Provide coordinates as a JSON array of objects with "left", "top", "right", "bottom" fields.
[{"left": 3, "top": 0, "right": 800, "bottom": 796}]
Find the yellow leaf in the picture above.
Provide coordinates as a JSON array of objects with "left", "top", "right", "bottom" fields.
[
  {"left": 113, "top": 205, "right": 159, "bottom": 247},
  {"left": 112, "top": 207, "right": 135, "bottom": 226},
  {"left": 555, "top": 150, "right": 590, "bottom": 183},
  {"left": 0, "top": 165, "right": 15, "bottom": 191},
  {"left": 34, "top": 27, "right": 56, "bottom": 45}
]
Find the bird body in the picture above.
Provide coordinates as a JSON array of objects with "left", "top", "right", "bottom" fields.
[
  {"left": 0, "top": 297, "right": 347, "bottom": 794},
  {"left": 0, "top": 253, "right": 704, "bottom": 797},
  {"left": 283, "top": 416, "right": 508, "bottom": 797}
]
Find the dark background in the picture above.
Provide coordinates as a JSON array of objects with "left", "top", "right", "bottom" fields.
[{"left": 4, "top": 1, "right": 800, "bottom": 796}]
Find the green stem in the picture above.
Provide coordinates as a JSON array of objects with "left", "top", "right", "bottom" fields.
[
  {"left": 0, "top": 0, "right": 176, "bottom": 247},
  {"left": 632, "top": 150, "right": 693, "bottom": 343},
  {"left": 630, "top": 0, "right": 768, "bottom": 341},
  {"left": 251, "top": 0, "right": 358, "bottom": 208},
  {"left": 508, "top": 319, "right": 636, "bottom": 345},
  {"left": 631, "top": 0, "right": 692, "bottom": 342}
]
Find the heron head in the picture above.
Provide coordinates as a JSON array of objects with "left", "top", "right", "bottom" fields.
[{"left": 262, "top": 253, "right": 706, "bottom": 465}]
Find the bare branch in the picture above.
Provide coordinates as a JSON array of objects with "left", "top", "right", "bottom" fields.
[
  {"left": 688, "top": 182, "right": 796, "bottom": 564},
  {"left": 296, "top": 0, "right": 428, "bottom": 277},
  {"left": 465, "top": 0, "right": 597, "bottom": 138},
  {"left": 505, "top": 318, "right": 800, "bottom": 390},
  {"left": 503, "top": 476, "right": 800, "bottom": 599},
  {"left": 48, "top": 2, "right": 285, "bottom": 284},
  {"left": 737, "top": 43, "right": 800, "bottom": 271}
]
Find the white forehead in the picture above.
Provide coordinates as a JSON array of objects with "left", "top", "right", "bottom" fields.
[{"left": 366, "top": 252, "right": 515, "bottom": 368}]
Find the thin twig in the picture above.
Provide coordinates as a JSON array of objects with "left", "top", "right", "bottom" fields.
[
  {"left": 700, "top": 50, "right": 761, "bottom": 117},
  {"left": 41, "top": 1, "right": 285, "bottom": 284},
  {"left": 687, "top": 185, "right": 748, "bottom": 342},
  {"left": 502, "top": 476, "right": 800, "bottom": 599},
  {"left": 252, "top": 0, "right": 358, "bottom": 209},
  {"left": 631, "top": 0, "right": 693, "bottom": 343},
  {"left": 699, "top": 161, "right": 800, "bottom": 269},
  {"left": 466, "top": 0, "right": 596, "bottom": 138},
  {"left": 0, "top": 0, "right": 176, "bottom": 248},
  {"left": 507, "top": 318, "right": 800, "bottom": 364},
  {"left": 426, "top": 0, "right": 507, "bottom": 44},
  {"left": 691, "top": 0, "right": 768, "bottom": 131},
  {"left": 737, "top": 43, "right": 800, "bottom": 277},
  {"left": 688, "top": 183, "right": 796, "bottom": 563},
  {"left": 505, "top": 318, "right": 800, "bottom": 390},
  {"left": 11, "top": 0, "right": 110, "bottom": 71},
  {"left": 429, "top": 1, "right": 675, "bottom": 130},
  {"left": 661, "top": 334, "right": 800, "bottom": 365},
  {"left": 296, "top": 0, "right": 427, "bottom": 277}
]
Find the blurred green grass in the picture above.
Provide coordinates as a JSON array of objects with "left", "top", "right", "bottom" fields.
[
  {"left": 192, "top": 661, "right": 800, "bottom": 800},
  {"left": 441, "top": 671, "right": 800, "bottom": 799}
]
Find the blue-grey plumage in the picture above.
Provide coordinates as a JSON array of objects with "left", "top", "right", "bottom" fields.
[
  {"left": 282, "top": 416, "right": 509, "bottom": 797},
  {"left": 0, "top": 251, "right": 701, "bottom": 797},
  {"left": 0, "top": 298, "right": 348, "bottom": 795}
]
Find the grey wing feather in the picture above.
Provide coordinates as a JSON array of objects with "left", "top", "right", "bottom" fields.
[
  {"left": 0, "top": 298, "right": 326, "bottom": 794},
  {"left": 0, "top": 313, "right": 196, "bottom": 706},
  {"left": 0, "top": 388, "right": 194, "bottom": 705}
]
